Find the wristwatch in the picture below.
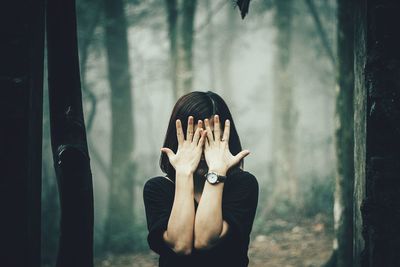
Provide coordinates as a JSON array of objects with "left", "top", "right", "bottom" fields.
[{"left": 205, "top": 171, "right": 227, "bottom": 185}]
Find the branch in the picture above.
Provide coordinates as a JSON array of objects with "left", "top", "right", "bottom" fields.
[
  {"left": 304, "top": 0, "right": 336, "bottom": 67},
  {"left": 88, "top": 139, "right": 110, "bottom": 178}
]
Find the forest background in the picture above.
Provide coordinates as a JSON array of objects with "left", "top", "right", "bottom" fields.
[{"left": 41, "top": 0, "right": 339, "bottom": 266}]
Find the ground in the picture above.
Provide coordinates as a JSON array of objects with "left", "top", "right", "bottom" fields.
[{"left": 94, "top": 215, "right": 333, "bottom": 267}]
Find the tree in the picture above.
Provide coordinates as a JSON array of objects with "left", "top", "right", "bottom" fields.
[
  {"left": 205, "top": 0, "right": 216, "bottom": 90},
  {"left": 0, "top": 1, "right": 44, "bottom": 266},
  {"left": 270, "top": 0, "right": 298, "bottom": 207},
  {"left": 46, "top": 0, "right": 94, "bottom": 265},
  {"left": 103, "top": 0, "right": 136, "bottom": 253},
  {"left": 219, "top": 5, "right": 237, "bottom": 103},
  {"left": 354, "top": 0, "right": 400, "bottom": 266},
  {"left": 324, "top": 1, "right": 354, "bottom": 266},
  {"left": 165, "top": 0, "right": 197, "bottom": 99}
]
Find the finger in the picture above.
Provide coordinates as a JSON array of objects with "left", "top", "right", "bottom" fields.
[
  {"left": 204, "top": 118, "right": 214, "bottom": 144},
  {"left": 186, "top": 116, "right": 194, "bottom": 141},
  {"left": 214, "top": 115, "right": 221, "bottom": 144},
  {"left": 222, "top": 119, "right": 230, "bottom": 144},
  {"left": 193, "top": 120, "right": 202, "bottom": 145},
  {"left": 160, "top": 147, "right": 175, "bottom": 159},
  {"left": 232, "top": 150, "right": 250, "bottom": 165},
  {"left": 198, "top": 129, "right": 207, "bottom": 148},
  {"left": 176, "top": 119, "right": 184, "bottom": 145}
]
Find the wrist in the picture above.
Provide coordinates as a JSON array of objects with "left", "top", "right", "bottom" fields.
[
  {"left": 175, "top": 167, "right": 194, "bottom": 176},
  {"left": 207, "top": 168, "right": 227, "bottom": 176}
]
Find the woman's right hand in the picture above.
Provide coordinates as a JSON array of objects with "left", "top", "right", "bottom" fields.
[{"left": 161, "top": 116, "right": 207, "bottom": 175}]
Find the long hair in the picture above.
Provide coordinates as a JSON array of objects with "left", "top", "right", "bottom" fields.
[{"left": 159, "top": 91, "right": 244, "bottom": 180}]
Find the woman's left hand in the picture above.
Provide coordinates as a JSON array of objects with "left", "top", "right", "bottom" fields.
[{"left": 204, "top": 115, "right": 250, "bottom": 176}]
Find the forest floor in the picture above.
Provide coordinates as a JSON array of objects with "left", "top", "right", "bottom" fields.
[{"left": 94, "top": 214, "right": 333, "bottom": 267}]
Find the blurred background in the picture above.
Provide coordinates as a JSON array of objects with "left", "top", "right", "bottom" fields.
[{"left": 42, "top": 0, "right": 337, "bottom": 266}]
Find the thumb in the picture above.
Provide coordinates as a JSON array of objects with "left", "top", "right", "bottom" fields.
[
  {"left": 233, "top": 150, "right": 250, "bottom": 165},
  {"left": 160, "top": 147, "right": 175, "bottom": 159}
]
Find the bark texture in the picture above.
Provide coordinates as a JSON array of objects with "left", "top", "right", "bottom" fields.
[
  {"left": 332, "top": 0, "right": 354, "bottom": 266},
  {"left": 0, "top": 1, "right": 44, "bottom": 266},
  {"left": 354, "top": 0, "right": 400, "bottom": 266},
  {"left": 46, "top": 0, "right": 94, "bottom": 266}
]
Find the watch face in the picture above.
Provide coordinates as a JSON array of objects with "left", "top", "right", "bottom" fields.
[{"left": 207, "top": 173, "right": 218, "bottom": 184}]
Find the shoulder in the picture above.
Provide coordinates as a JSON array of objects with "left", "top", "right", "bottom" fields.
[{"left": 227, "top": 169, "right": 259, "bottom": 192}]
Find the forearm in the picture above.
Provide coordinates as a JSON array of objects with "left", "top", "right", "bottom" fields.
[
  {"left": 164, "top": 170, "right": 195, "bottom": 254},
  {"left": 194, "top": 179, "right": 225, "bottom": 249}
]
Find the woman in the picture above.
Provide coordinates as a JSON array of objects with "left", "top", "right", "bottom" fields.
[{"left": 143, "top": 91, "right": 258, "bottom": 267}]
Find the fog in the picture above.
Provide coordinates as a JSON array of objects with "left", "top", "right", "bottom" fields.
[{"left": 42, "top": 0, "right": 338, "bottom": 265}]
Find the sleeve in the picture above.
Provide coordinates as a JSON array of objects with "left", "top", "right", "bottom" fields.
[
  {"left": 143, "top": 178, "right": 175, "bottom": 255},
  {"left": 222, "top": 172, "right": 259, "bottom": 243}
]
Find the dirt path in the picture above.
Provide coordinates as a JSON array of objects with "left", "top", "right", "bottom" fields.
[{"left": 95, "top": 217, "right": 333, "bottom": 267}]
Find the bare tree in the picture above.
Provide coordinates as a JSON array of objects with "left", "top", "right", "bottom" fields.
[
  {"left": 354, "top": 0, "right": 400, "bottom": 266},
  {"left": 103, "top": 0, "right": 136, "bottom": 253},
  {"left": 165, "top": 0, "right": 197, "bottom": 99}
]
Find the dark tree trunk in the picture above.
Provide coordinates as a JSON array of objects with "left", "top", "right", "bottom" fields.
[
  {"left": 354, "top": 0, "right": 400, "bottom": 266},
  {"left": 0, "top": 1, "right": 45, "bottom": 266},
  {"left": 165, "top": 0, "right": 197, "bottom": 99},
  {"left": 103, "top": 0, "right": 136, "bottom": 253},
  {"left": 332, "top": 0, "right": 354, "bottom": 266},
  {"left": 177, "top": 0, "right": 197, "bottom": 97},
  {"left": 46, "top": 0, "right": 94, "bottom": 266}
]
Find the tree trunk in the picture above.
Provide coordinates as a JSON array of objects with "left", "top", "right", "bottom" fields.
[
  {"left": 76, "top": 0, "right": 102, "bottom": 132},
  {"left": 271, "top": 0, "right": 297, "bottom": 206},
  {"left": 205, "top": 0, "right": 216, "bottom": 90},
  {"left": 354, "top": 0, "right": 400, "bottom": 266},
  {"left": 219, "top": 5, "right": 237, "bottom": 103},
  {"left": 332, "top": 0, "right": 354, "bottom": 266},
  {"left": 166, "top": 0, "right": 197, "bottom": 99},
  {"left": 46, "top": 0, "right": 94, "bottom": 266},
  {"left": 165, "top": 0, "right": 178, "bottom": 98},
  {"left": 0, "top": 1, "right": 44, "bottom": 266},
  {"left": 103, "top": 0, "right": 136, "bottom": 253}
]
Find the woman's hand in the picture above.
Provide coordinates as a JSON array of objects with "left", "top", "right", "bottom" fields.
[
  {"left": 161, "top": 116, "right": 207, "bottom": 175},
  {"left": 204, "top": 115, "right": 250, "bottom": 176}
]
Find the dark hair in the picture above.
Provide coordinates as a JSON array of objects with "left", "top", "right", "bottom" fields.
[{"left": 159, "top": 91, "right": 244, "bottom": 180}]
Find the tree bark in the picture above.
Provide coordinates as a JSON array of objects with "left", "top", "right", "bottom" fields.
[
  {"left": 0, "top": 0, "right": 44, "bottom": 266},
  {"left": 354, "top": 0, "right": 400, "bottom": 266},
  {"left": 46, "top": 0, "right": 94, "bottom": 266},
  {"left": 103, "top": 0, "right": 136, "bottom": 252},
  {"left": 331, "top": 0, "right": 354, "bottom": 266}
]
